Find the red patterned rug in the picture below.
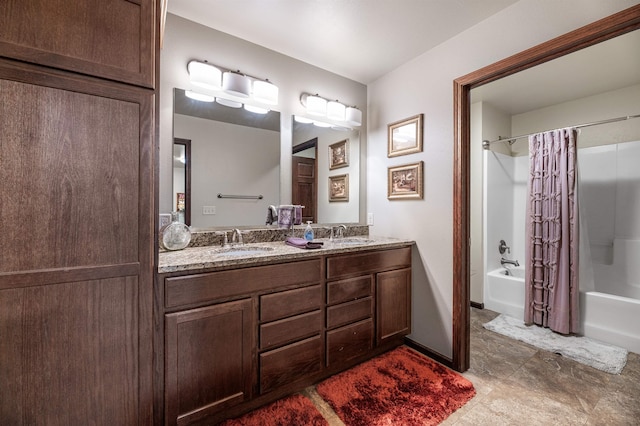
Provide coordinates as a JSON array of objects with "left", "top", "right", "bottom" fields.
[
  {"left": 219, "top": 393, "right": 328, "bottom": 426},
  {"left": 316, "top": 346, "right": 476, "bottom": 425}
]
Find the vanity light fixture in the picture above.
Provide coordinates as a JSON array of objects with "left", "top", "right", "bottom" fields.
[
  {"left": 294, "top": 115, "right": 314, "bottom": 124},
  {"left": 305, "top": 94, "right": 327, "bottom": 116},
  {"left": 345, "top": 106, "right": 362, "bottom": 127},
  {"left": 187, "top": 60, "right": 222, "bottom": 90},
  {"left": 244, "top": 104, "right": 269, "bottom": 114},
  {"left": 187, "top": 60, "right": 279, "bottom": 107},
  {"left": 300, "top": 92, "right": 361, "bottom": 127},
  {"left": 252, "top": 79, "right": 279, "bottom": 105},
  {"left": 185, "top": 90, "right": 215, "bottom": 102},
  {"left": 215, "top": 97, "right": 242, "bottom": 108},
  {"left": 222, "top": 70, "right": 251, "bottom": 98},
  {"left": 327, "top": 100, "right": 346, "bottom": 121}
]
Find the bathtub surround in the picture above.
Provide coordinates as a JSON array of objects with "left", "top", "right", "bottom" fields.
[
  {"left": 484, "top": 314, "right": 627, "bottom": 374},
  {"left": 525, "top": 129, "right": 580, "bottom": 334}
]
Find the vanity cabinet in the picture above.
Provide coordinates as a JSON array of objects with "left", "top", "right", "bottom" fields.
[
  {"left": 156, "top": 245, "right": 412, "bottom": 425},
  {"left": 165, "top": 299, "right": 253, "bottom": 425},
  {"left": 0, "top": 2, "right": 156, "bottom": 424}
]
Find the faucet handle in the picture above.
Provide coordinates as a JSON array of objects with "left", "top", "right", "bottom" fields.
[
  {"left": 215, "top": 230, "right": 229, "bottom": 247},
  {"left": 498, "top": 239, "right": 510, "bottom": 254}
]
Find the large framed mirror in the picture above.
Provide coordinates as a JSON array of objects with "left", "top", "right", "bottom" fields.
[
  {"left": 451, "top": 6, "right": 640, "bottom": 372},
  {"left": 171, "top": 88, "right": 362, "bottom": 228}
]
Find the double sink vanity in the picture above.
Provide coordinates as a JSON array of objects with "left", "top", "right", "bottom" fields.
[{"left": 156, "top": 225, "right": 414, "bottom": 425}]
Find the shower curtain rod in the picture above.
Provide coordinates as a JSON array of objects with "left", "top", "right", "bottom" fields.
[{"left": 482, "top": 113, "right": 640, "bottom": 150}]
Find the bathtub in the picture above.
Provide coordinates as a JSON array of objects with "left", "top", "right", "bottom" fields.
[{"left": 484, "top": 266, "right": 640, "bottom": 354}]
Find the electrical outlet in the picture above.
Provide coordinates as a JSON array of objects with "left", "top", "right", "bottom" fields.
[
  {"left": 367, "top": 212, "right": 374, "bottom": 225},
  {"left": 203, "top": 206, "right": 216, "bottom": 215}
]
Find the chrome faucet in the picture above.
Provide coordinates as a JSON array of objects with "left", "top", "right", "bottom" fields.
[
  {"left": 231, "top": 228, "right": 244, "bottom": 245},
  {"left": 331, "top": 224, "right": 347, "bottom": 241},
  {"left": 501, "top": 257, "right": 519, "bottom": 267}
]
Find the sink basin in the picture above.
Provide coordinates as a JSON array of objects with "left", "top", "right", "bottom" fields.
[{"left": 209, "top": 246, "right": 275, "bottom": 257}]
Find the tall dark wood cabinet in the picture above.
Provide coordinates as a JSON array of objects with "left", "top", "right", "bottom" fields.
[{"left": 0, "top": 1, "right": 157, "bottom": 424}]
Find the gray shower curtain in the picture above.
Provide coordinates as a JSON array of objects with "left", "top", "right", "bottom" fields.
[{"left": 524, "top": 128, "right": 579, "bottom": 334}]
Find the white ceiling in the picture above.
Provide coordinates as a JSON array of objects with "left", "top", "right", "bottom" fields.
[{"left": 167, "top": 0, "right": 518, "bottom": 84}]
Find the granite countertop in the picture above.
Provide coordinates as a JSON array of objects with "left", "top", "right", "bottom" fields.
[{"left": 158, "top": 236, "right": 414, "bottom": 274}]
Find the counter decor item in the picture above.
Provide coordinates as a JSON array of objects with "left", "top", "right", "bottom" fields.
[{"left": 159, "top": 211, "right": 191, "bottom": 250}]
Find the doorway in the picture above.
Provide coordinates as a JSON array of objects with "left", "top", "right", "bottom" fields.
[
  {"left": 173, "top": 138, "right": 191, "bottom": 225},
  {"left": 451, "top": 6, "right": 640, "bottom": 372},
  {"left": 292, "top": 137, "right": 318, "bottom": 223}
]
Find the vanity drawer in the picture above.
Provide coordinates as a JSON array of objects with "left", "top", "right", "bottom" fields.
[
  {"left": 326, "top": 247, "right": 411, "bottom": 280},
  {"left": 260, "top": 284, "right": 322, "bottom": 322},
  {"left": 326, "top": 319, "right": 373, "bottom": 367},
  {"left": 260, "top": 310, "right": 322, "bottom": 351},
  {"left": 327, "top": 276, "right": 372, "bottom": 305},
  {"left": 326, "top": 297, "right": 372, "bottom": 330},
  {"left": 260, "top": 335, "right": 323, "bottom": 394},
  {"left": 164, "top": 259, "right": 321, "bottom": 308}
]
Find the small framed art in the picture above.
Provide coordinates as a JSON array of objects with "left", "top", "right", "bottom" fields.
[
  {"left": 388, "top": 114, "right": 423, "bottom": 157},
  {"left": 388, "top": 161, "right": 423, "bottom": 200},
  {"left": 329, "top": 139, "right": 349, "bottom": 170},
  {"left": 329, "top": 174, "right": 349, "bottom": 202}
]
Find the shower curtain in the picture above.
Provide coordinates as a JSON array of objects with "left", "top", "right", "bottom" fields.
[{"left": 524, "top": 128, "right": 579, "bottom": 334}]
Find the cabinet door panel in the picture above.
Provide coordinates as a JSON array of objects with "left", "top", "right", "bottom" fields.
[
  {"left": 0, "top": 277, "right": 141, "bottom": 425},
  {"left": 0, "top": 0, "right": 154, "bottom": 87},
  {"left": 165, "top": 299, "right": 253, "bottom": 425},
  {"left": 376, "top": 268, "right": 411, "bottom": 344},
  {"left": 0, "top": 74, "right": 145, "bottom": 274}
]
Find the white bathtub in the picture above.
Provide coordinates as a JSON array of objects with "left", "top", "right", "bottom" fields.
[{"left": 484, "top": 266, "right": 640, "bottom": 354}]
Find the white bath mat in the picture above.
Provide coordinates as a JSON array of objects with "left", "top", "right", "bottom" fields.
[{"left": 483, "top": 314, "right": 628, "bottom": 374}]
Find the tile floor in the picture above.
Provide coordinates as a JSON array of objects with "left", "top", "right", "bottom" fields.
[{"left": 305, "top": 307, "right": 640, "bottom": 425}]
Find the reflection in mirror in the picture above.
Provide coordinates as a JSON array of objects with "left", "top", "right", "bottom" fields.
[
  {"left": 173, "top": 88, "right": 280, "bottom": 228},
  {"left": 292, "top": 117, "right": 360, "bottom": 223},
  {"left": 173, "top": 139, "right": 191, "bottom": 225}
]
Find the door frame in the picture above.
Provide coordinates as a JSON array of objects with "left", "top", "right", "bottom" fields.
[
  {"left": 173, "top": 138, "right": 191, "bottom": 226},
  {"left": 451, "top": 5, "right": 640, "bottom": 372}
]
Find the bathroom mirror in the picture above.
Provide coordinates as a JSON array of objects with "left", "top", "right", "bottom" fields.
[
  {"left": 173, "top": 88, "right": 280, "bottom": 228},
  {"left": 172, "top": 88, "right": 362, "bottom": 227},
  {"left": 292, "top": 118, "right": 360, "bottom": 224}
]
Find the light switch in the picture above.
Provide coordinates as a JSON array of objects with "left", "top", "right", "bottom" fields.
[{"left": 203, "top": 206, "right": 216, "bottom": 215}]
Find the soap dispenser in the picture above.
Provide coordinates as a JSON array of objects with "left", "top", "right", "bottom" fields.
[{"left": 304, "top": 221, "right": 314, "bottom": 241}]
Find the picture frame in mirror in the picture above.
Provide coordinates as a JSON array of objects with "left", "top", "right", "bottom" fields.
[
  {"left": 329, "top": 174, "right": 349, "bottom": 202},
  {"left": 388, "top": 161, "right": 424, "bottom": 200},
  {"left": 388, "top": 114, "right": 423, "bottom": 157},
  {"left": 329, "top": 139, "right": 349, "bottom": 170}
]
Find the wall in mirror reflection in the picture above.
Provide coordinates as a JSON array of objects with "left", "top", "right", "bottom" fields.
[
  {"left": 174, "top": 113, "right": 280, "bottom": 227},
  {"left": 293, "top": 120, "right": 360, "bottom": 224}
]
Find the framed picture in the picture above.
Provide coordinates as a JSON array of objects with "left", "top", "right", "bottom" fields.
[
  {"left": 388, "top": 161, "right": 424, "bottom": 200},
  {"left": 329, "top": 139, "right": 349, "bottom": 170},
  {"left": 329, "top": 174, "right": 349, "bottom": 202},
  {"left": 388, "top": 114, "right": 423, "bottom": 157}
]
